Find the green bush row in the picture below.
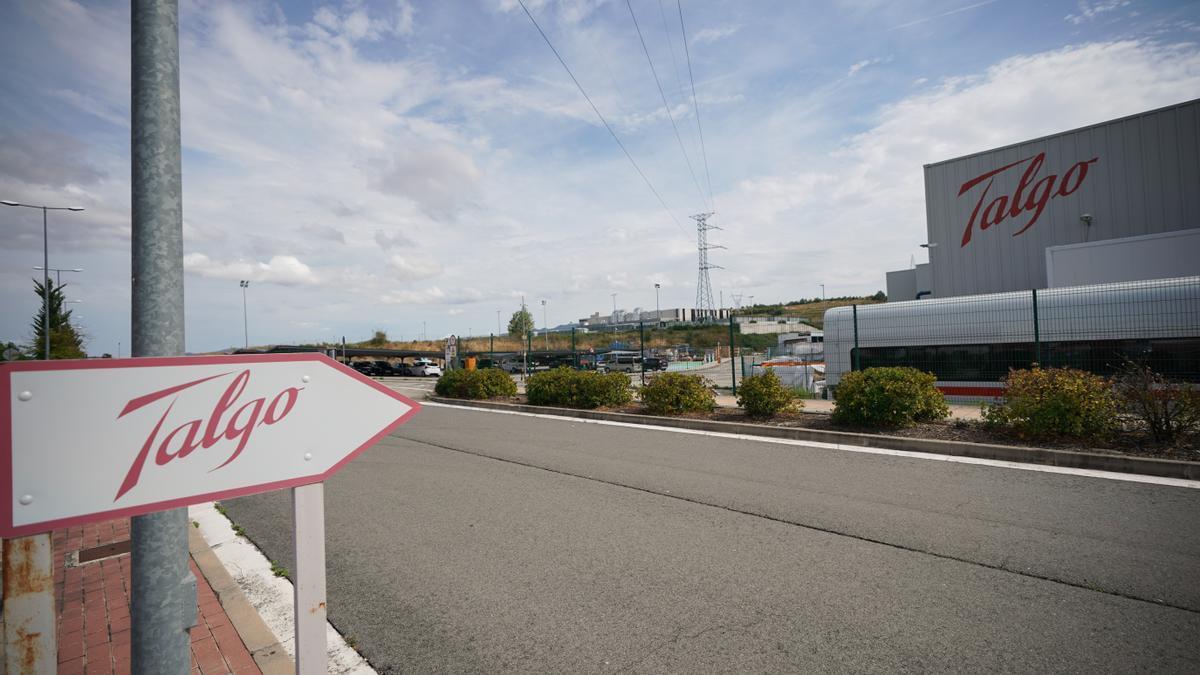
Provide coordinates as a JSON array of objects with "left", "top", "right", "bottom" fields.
[
  {"left": 435, "top": 367, "right": 517, "bottom": 400},
  {"left": 526, "top": 367, "right": 633, "bottom": 409},
  {"left": 639, "top": 372, "right": 716, "bottom": 415},
  {"left": 737, "top": 369, "right": 802, "bottom": 418},
  {"left": 832, "top": 367, "right": 949, "bottom": 428}
]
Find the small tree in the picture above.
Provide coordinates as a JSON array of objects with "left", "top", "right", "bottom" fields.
[
  {"left": 508, "top": 308, "right": 534, "bottom": 339},
  {"left": 737, "top": 368, "right": 801, "bottom": 418},
  {"left": 1114, "top": 361, "right": 1200, "bottom": 446},
  {"left": 367, "top": 330, "right": 389, "bottom": 346},
  {"left": 28, "top": 279, "right": 85, "bottom": 359}
]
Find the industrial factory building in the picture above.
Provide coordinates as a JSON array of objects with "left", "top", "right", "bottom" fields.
[
  {"left": 829, "top": 99, "right": 1200, "bottom": 400},
  {"left": 887, "top": 98, "right": 1200, "bottom": 300}
]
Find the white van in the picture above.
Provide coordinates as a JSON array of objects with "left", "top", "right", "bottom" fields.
[{"left": 598, "top": 352, "right": 642, "bottom": 373}]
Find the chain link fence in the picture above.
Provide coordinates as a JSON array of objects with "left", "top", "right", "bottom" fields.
[{"left": 824, "top": 277, "right": 1200, "bottom": 393}]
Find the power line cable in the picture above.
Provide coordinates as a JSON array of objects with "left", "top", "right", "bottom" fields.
[
  {"left": 656, "top": 0, "right": 689, "bottom": 109},
  {"left": 515, "top": 0, "right": 687, "bottom": 236},
  {"left": 625, "top": 0, "right": 709, "bottom": 210},
  {"left": 676, "top": 0, "right": 715, "bottom": 209}
]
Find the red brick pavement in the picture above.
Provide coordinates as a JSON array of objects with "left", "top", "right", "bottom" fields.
[{"left": 53, "top": 518, "right": 261, "bottom": 675}]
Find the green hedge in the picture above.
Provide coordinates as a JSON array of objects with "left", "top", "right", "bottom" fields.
[
  {"left": 435, "top": 367, "right": 517, "bottom": 400},
  {"left": 526, "top": 367, "right": 632, "bottom": 409},
  {"left": 737, "top": 369, "right": 802, "bottom": 418},
  {"left": 639, "top": 372, "right": 716, "bottom": 415},
  {"left": 983, "top": 367, "right": 1117, "bottom": 440},
  {"left": 832, "top": 367, "right": 948, "bottom": 428}
]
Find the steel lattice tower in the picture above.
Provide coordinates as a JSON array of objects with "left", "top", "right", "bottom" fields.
[{"left": 692, "top": 212, "right": 723, "bottom": 321}]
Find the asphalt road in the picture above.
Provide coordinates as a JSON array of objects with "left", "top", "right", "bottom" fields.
[{"left": 223, "top": 403, "right": 1200, "bottom": 673}]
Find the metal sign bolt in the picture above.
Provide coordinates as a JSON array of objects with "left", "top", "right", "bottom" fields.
[
  {"left": 18, "top": 390, "right": 32, "bottom": 401},
  {"left": 19, "top": 495, "right": 33, "bottom": 505},
  {"left": 302, "top": 375, "right": 311, "bottom": 383}
]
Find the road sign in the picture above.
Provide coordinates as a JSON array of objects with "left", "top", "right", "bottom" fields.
[{"left": 0, "top": 353, "right": 419, "bottom": 537}]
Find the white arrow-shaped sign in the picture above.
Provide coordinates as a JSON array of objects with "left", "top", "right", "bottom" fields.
[{"left": 0, "top": 353, "right": 419, "bottom": 537}]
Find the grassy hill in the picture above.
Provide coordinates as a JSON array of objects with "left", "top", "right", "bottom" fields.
[{"left": 315, "top": 295, "right": 885, "bottom": 355}]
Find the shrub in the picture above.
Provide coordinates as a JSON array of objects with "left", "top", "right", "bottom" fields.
[
  {"left": 435, "top": 367, "right": 517, "bottom": 400},
  {"left": 1114, "top": 361, "right": 1200, "bottom": 446},
  {"left": 832, "top": 367, "right": 949, "bottom": 428},
  {"left": 639, "top": 372, "right": 716, "bottom": 415},
  {"left": 526, "top": 367, "right": 632, "bottom": 409},
  {"left": 982, "top": 367, "right": 1117, "bottom": 440},
  {"left": 737, "top": 369, "right": 802, "bottom": 418}
]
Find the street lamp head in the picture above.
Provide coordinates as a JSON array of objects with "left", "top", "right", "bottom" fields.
[
  {"left": 655, "top": 283, "right": 660, "bottom": 289},
  {"left": 1, "top": 200, "right": 19, "bottom": 206},
  {"left": 239, "top": 280, "right": 249, "bottom": 288},
  {"left": 66, "top": 207, "right": 85, "bottom": 212}
]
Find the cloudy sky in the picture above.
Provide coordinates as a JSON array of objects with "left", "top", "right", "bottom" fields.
[{"left": 2, "top": 0, "right": 1199, "bottom": 354}]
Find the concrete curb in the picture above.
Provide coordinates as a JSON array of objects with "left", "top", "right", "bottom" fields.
[
  {"left": 427, "top": 396, "right": 1200, "bottom": 481},
  {"left": 188, "top": 527, "right": 294, "bottom": 674}
]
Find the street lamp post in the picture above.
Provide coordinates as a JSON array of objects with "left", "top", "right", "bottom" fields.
[
  {"left": 2, "top": 200, "right": 85, "bottom": 360},
  {"left": 654, "top": 283, "right": 661, "bottom": 328},
  {"left": 34, "top": 266, "right": 83, "bottom": 287},
  {"left": 239, "top": 280, "right": 250, "bottom": 348},
  {"left": 820, "top": 284, "right": 825, "bottom": 302},
  {"left": 541, "top": 300, "right": 548, "bottom": 350}
]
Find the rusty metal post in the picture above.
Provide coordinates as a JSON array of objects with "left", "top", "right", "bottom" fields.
[{"left": 3, "top": 534, "right": 56, "bottom": 674}]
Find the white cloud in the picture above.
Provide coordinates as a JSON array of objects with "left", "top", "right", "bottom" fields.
[
  {"left": 692, "top": 25, "right": 740, "bottom": 44},
  {"left": 183, "top": 253, "right": 320, "bottom": 285},
  {"left": 1066, "top": 0, "right": 1132, "bottom": 25},
  {"left": 386, "top": 254, "right": 443, "bottom": 281},
  {"left": 847, "top": 57, "right": 889, "bottom": 77}
]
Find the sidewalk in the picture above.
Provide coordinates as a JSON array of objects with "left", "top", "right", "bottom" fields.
[{"left": 53, "top": 518, "right": 261, "bottom": 675}]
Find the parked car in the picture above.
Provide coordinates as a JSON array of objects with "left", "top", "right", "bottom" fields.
[
  {"left": 642, "top": 357, "right": 669, "bottom": 371},
  {"left": 351, "top": 361, "right": 381, "bottom": 376},
  {"left": 371, "top": 360, "right": 401, "bottom": 376},
  {"left": 408, "top": 360, "right": 443, "bottom": 377}
]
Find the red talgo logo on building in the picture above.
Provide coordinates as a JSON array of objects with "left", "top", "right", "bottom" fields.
[
  {"left": 115, "top": 370, "right": 303, "bottom": 501},
  {"left": 958, "top": 152, "right": 1098, "bottom": 246}
]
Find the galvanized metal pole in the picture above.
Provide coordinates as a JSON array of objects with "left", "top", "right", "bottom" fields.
[
  {"left": 571, "top": 327, "right": 576, "bottom": 369},
  {"left": 131, "top": 1, "right": 196, "bottom": 672},
  {"left": 489, "top": 333, "right": 494, "bottom": 368},
  {"left": 42, "top": 207, "right": 50, "bottom": 360}
]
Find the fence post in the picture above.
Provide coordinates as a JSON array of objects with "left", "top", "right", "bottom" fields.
[
  {"left": 852, "top": 304, "right": 860, "bottom": 371},
  {"left": 729, "top": 313, "right": 737, "bottom": 395},
  {"left": 1032, "top": 288, "right": 1040, "bottom": 367},
  {"left": 571, "top": 327, "right": 577, "bottom": 369},
  {"left": 489, "top": 333, "right": 494, "bottom": 368}
]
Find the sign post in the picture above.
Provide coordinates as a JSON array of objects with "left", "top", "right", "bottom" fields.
[
  {"left": 292, "top": 483, "right": 326, "bottom": 672},
  {"left": 1, "top": 354, "right": 419, "bottom": 672}
]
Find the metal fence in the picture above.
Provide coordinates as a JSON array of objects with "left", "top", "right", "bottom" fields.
[{"left": 824, "top": 276, "right": 1200, "bottom": 388}]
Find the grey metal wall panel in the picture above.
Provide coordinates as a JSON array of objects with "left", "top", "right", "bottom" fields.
[{"left": 924, "top": 99, "right": 1200, "bottom": 297}]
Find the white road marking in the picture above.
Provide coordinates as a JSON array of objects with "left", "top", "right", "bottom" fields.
[
  {"left": 420, "top": 401, "right": 1200, "bottom": 490},
  {"left": 190, "top": 502, "right": 377, "bottom": 674}
]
